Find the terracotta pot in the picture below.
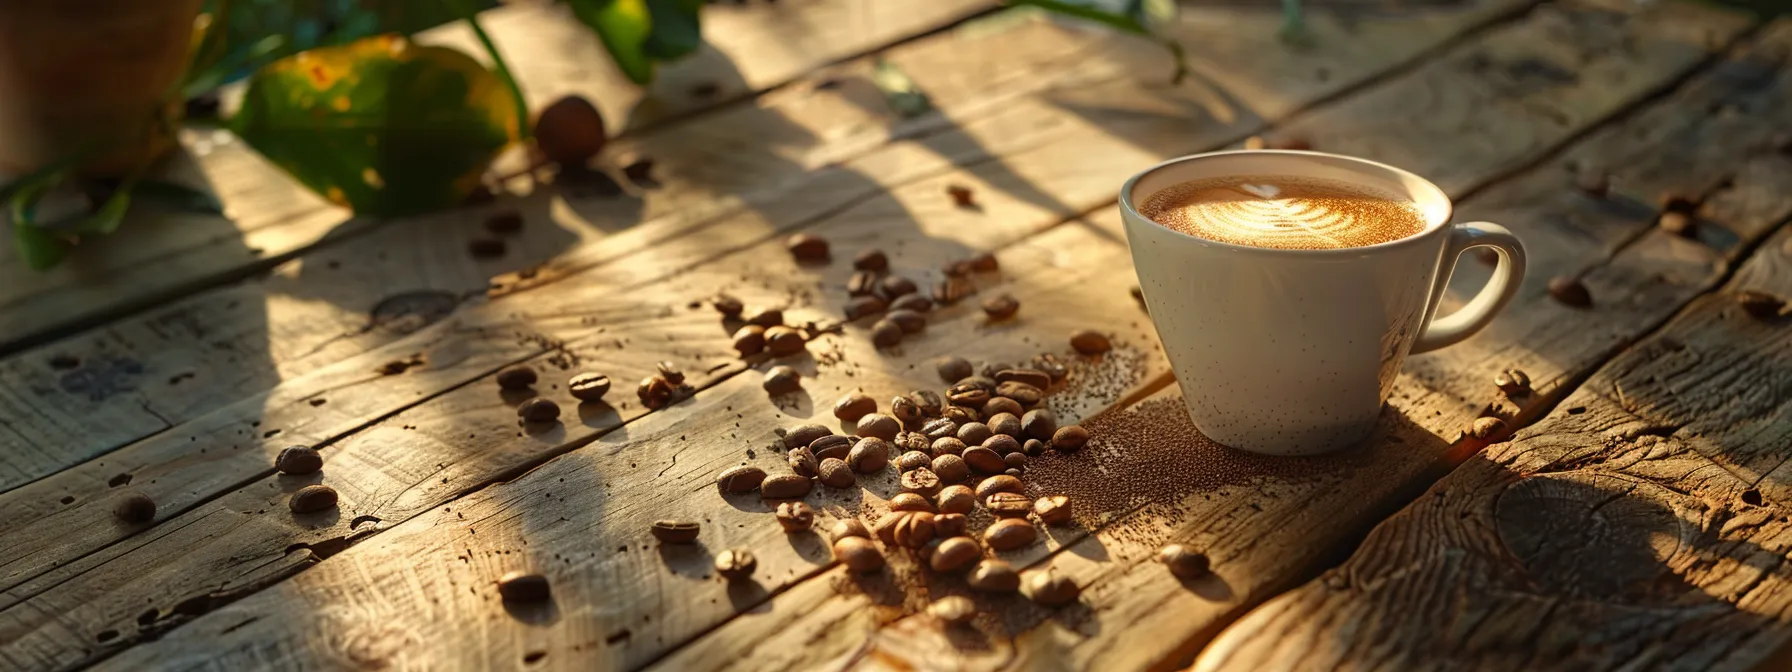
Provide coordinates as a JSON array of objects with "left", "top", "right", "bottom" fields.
[{"left": 0, "top": 0, "right": 203, "bottom": 177}]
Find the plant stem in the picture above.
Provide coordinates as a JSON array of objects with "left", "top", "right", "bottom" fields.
[{"left": 457, "top": 4, "right": 531, "bottom": 140}]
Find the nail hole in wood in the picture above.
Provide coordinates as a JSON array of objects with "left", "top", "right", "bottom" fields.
[{"left": 1743, "top": 489, "right": 1764, "bottom": 507}]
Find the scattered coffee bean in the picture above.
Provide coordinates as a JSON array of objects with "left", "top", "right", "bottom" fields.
[
  {"left": 961, "top": 448, "right": 1006, "bottom": 475},
  {"left": 717, "top": 465, "right": 767, "bottom": 494},
  {"left": 929, "top": 536, "right": 981, "bottom": 573},
  {"left": 886, "top": 309, "right": 927, "bottom": 334},
  {"left": 974, "top": 474, "right": 1024, "bottom": 500},
  {"left": 890, "top": 492, "right": 934, "bottom": 512},
  {"left": 890, "top": 294, "right": 933, "bottom": 313},
  {"left": 957, "top": 422, "right": 994, "bottom": 447},
  {"left": 985, "top": 492, "right": 1032, "bottom": 518},
  {"left": 713, "top": 293, "right": 745, "bottom": 317},
  {"left": 776, "top": 501, "right": 814, "bottom": 532},
  {"left": 897, "top": 451, "right": 932, "bottom": 472},
  {"left": 935, "top": 512, "right": 968, "bottom": 537},
  {"left": 290, "top": 484, "right": 339, "bottom": 513},
  {"left": 901, "top": 468, "right": 943, "bottom": 497},
  {"left": 978, "top": 361, "right": 1009, "bottom": 380},
  {"left": 468, "top": 237, "right": 506, "bottom": 258},
  {"left": 1020, "top": 409, "right": 1058, "bottom": 441},
  {"left": 983, "top": 435, "right": 1021, "bottom": 456},
  {"left": 732, "top": 325, "right": 767, "bottom": 357},
  {"left": 655, "top": 362, "right": 686, "bottom": 386},
  {"left": 904, "top": 390, "right": 941, "bottom": 416},
  {"left": 834, "top": 393, "right": 877, "bottom": 422},
  {"left": 995, "top": 381, "right": 1043, "bottom": 406},
  {"left": 853, "top": 249, "right": 889, "bottom": 271},
  {"left": 982, "top": 294, "right": 1019, "bottom": 320},
  {"left": 1493, "top": 368, "right": 1531, "bottom": 394},
  {"left": 715, "top": 549, "right": 757, "bottom": 581},
  {"left": 844, "top": 295, "right": 887, "bottom": 320},
  {"left": 1069, "top": 329, "right": 1112, "bottom": 355},
  {"left": 946, "top": 184, "right": 976, "bottom": 208},
  {"left": 834, "top": 536, "right": 885, "bottom": 572},
  {"left": 932, "top": 486, "right": 974, "bottom": 516},
  {"left": 1548, "top": 276, "right": 1592, "bottom": 307},
  {"left": 789, "top": 447, "right": 819, "bottom": 478},
  {"left": 819, "top": 458, "right": 856, "bottom": 487},
  {"left": 896, "top": 431, "right": 931, "bottom": 453},
  {"left": 935, "top": 356, "right": 974, "bottom": 383},
  {"left": 1467, "top": 416, "right": 1506, "bottom": 441},
  {"left": 517, "top": 397, "right": 562, "bottom": 423},
  {"left": 983, "top": 518, "right": 1037, "bottom": 551},
  {"left": 1004, "top": 467, "right": 1023, "bottom": 477},
  {"left": 1739, "top": 290, "right": 1785, "bottom": 318},
  {"left": 982, "top": 397, "right": 1024, "bottom": 419},
  {"left": 947, "top": 383, "right": 991, "bottom": 408},
  {"left": 931, "top": 454, "right": 970, "bottom": 483},
  {"left": 870, "top": 319, "right": 904, "bottom": 348},
  {"left": 848, "top": 271, "right": 880, "bottom": 297},
  {"left": 761, "top": 474, "right": 814, "bottom": 500},
  {"left": 1658, "top": 211, "right": 1694, "bottom": 237},
  {"left": 1034, "top": 495, "right": 1071, "bottom": 524},
  {"left": 933, "top": 276, "right": 975, "bottom": 305},
  {"left": 891, "top": 395, "right": 924, "bottom": 426},
  {"left": 967, "top": 251, "right": 998, "bottom": 272},
  {"left": 932, "top": 437, "right": 968, "bottom": 456},
  {"left": 744, "top": 307, "right": 784, "bottom": 327},
  {"left": 857, "top": 413, "right": 901, "bottom": 441},
  {"left": 638, "top": 377, "right": 674, "bottom": 409},
  {"left": 986, "top": 412, "right": 1022, "bottom": 439},
  {"left": 113, "top": 492, "right": 156, "bottom": 523},
  {"left": 944, "top": 406, "right": 979, "bottom": 425},
  {"left": 785, "top": 424, "right": 832, "bottom": 449},
  {"left": 1004, "top": 452, "right": 1028, "bottom": 470},
  {"left": 881, "top": 511, "right": 937, "bottom": 548},
  {"left": 765, "top": 326, "right": 805, "bottom": 356},
  {"left": 568, "top": 373, "right": 613, "bottom": 402},
  {"left": 498, "top": 571, "right": 550, "bottom": 601},
  {"left": 275, "top": 446, "right": 323, "bottom": 475},
  {"left": 922, "top": 417, "right": 959, "bottom": 441},
  {"left": 1023, "top": 438, "right": 1045, "bottom": 455},
  {"left": 650, "top": 520, "right": 701, "bottom": 543},
  {"left": 832, "top": 518, "right": 870, "bottom": 541},
  {"left": 1052, "top": 425, "right": 1089, "bottom": 451},
  {"left": 496, "top": 365, "right": 538, "bottom": 390},
  {"left": 968, "top": 559, "right": 1020, "bottom": 592},
  {"left": 1025, "top": 571, "right": 1079, "bottom": 606},
  {"left": 964, "top": 375, "right": 998, "bottom": 393},
  {"left": 810, "top": 434, "right": 854, "bottom": 461},
  {"left": 787, "top": 233, "right": 830, "bottom": 262},
  {"left": 1159, "top": 544, "right": 1210, "bottom": 579},
  {"left": 878, "top": 276, "right": 918, "bottom": 301},
  {"left": 1032, "top": 354, "right": 1069, "bottom": 382},
  {"left": 763, "top": 366, "right": 803, "bottom": 394},
  {"left": 848, "top": 438, "right": 891, "bottom": 473},
  {"left": 995, "top": 368, "right": 1051, "bottom": 390},
  {"left": 929, "top": 595, "right": 978, "bottom": 625}
]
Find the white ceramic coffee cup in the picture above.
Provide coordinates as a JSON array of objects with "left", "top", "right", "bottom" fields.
[{"left": 1120, "top": 150, "right": 1526, "bottom": 456}]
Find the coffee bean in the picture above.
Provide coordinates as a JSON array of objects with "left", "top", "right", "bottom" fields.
[
  {"left": 275, "top": 446, "right": 323, "bottom": 475},
  {"left": 985, "top": 492, "right": 1032, "bottom": 518},
  {"left": 935, "top": 512, "right": 968, "bottom": 538},
  {"left": 931, "top": 437, "right": 967, "bottom": 456},
  {"left": 981, "top": 294, "right": 1019, "bottom": 320},
  {"left": 978, "top": 361, "right": 1009, "bottom": 380},
  {"left": 983, "top": 435, "right": 1021, "bottom": 457},
  {"left": 986, "top": 413, "right": 1022, "bottom": 439},
  {"left": 879, "top": 511, "right": 936, "bottom": 548},
  {"left": 789, "top": 447, "right": 819, "bottom": 478},
  {"left": 935, "top": 356, "right": 974, "bottom": 383},
  {"left": 569, "top": 373, "right": 612, "bottom": 401},
  {"left": 810, "top": 434, "right": 853, "bottom": 461},
  {"left": 744, "top": 307, "right": 784, "bottom": 327},
  {"left": 1069, "top": 329, "right": 1112, "bottom": 355},
  {"left": 983, "top": 518, "right": 1036, "bottom": 551},
  {"left": 655, "top": 362, "right": 686, "bottom": 386},
  {"left": 983, "top": 397, "right": 1024, "bottom": 419},
  {"left": 1658, "top": 211, "right": 1694, "bottom": 237},
  {"left": 468, "top": 237, "right": 506, "bottom": 258},
  {"left": 908, "top": 390, "right": 943, "bottom": 416},
  {"left": 931, "top": 454, "right": 970, "bottom": 483},
  {"left": 966, "top": 251, "right": 998, "bottom": 272},
  {"left": 518, "top": 397, "right": 561, "bottom": 423},
  {"left": 834, "top": 393, "right": 877, "bottom": 422},
  {"left": 948, "top": 381, "right": 992, "bottom": 407},
  {"left": 877, "top": 276, "right": 919, "bottom": 301},
  {"left": 962, "top": 447, "right": 1006, "bottom": 474},
  {"left": 895, "top": 431, "right": 931, "bottom": 454},
  {"left": 498, "top": 571, "right": 550, "bottom": 602},
  {"left": 856, "top": 414, "right": 900, "bottom": 441},
  {"left": 1025, "top": 570, "right": 1079, "bottom": 606},
  {"left": 897, "top": 451, "right": 932, "bottom": 472},
  {"left": 995, "top": 368, "right": 1051, "bottom": 390},
  {"left": 290, "top": 484, "right": 339, "bottom": 513},
  {"left": 946, "top": 184, "right": 976, "bottom": 208},
  {"left": 638, "top": 377, "right": 674, "bottom": 409},
  {"left": 1032, "top": 354, "right": 1070, "bottom": 382},
  {"left": 901, "top": 468, "right": 943, "bottom": 497},
  {"left": 715, "top": 549, "right": 757, "bottom": 581},
  {"left": 975, "top": 475, "right": 1024, "bottom": 500},
  {"left": 834, "top": 536, "right": 885, "bottom": 572},
  {"left": 497, "top": 365, "right": 538, "bottom": 390},
  {"left": 776, "top": 501, "right": 814, "bottom": 532},
  {"left": 1052, "top": 425, "right": 1089, "bottom": 451},
  {"left": 843, "top": 295, "right": 887, "bottom": 321},
  {"left": 1159, "top": 544, "right": 1210, "bottom": 579},
  {"left": 1014, "top": 412, "right": 1056, "bottom": 443},
  {"left": 784, "top": 424, "right": 831, "bottom": 450},
  {"left": 929, "top": 536, "right": 981, "bottom": 573},
  {"left": 1739, "top": 290, "right": 1785, "bottom": 318},
  {"left": 995, "top": 381, "right": 1043, "bottom": 406},
  {"left": 922, "top": 418, "right": 959, "bottom": 441},
  {"left": 819, "top": 458, "right": 856, "bottom": 487},
  {"left": 831, "top": 518, "right": 870, "bottom": 541},
  {"left": 854, "top": 249, "right": 888, "bottom": 271},
  {"left": 1023, "top": 438, "right": 1045, "bottom": 455},
  {"left": 891, "top": 395, "right": 924, "bottom": 426},
  {"left": 1004, "top": 467, "right": 1023, "bottom": 477},
  {"left": 870, "top": 319, "right": 904, "bottom": 348},
  {"left": 113, "top": 492, "right": 156, "bottom": 523},
  {"left": 717, "top": 465, "right": 767, "bottom": 494},
  {"left": 765, "top": 326, "right": 805, "bottom": 356},
  {"left": 1467, "top": 416, "right": 1506, "bottom": 441},
  {"left": 848, "top": 438, "right": 891, "bottom": 473},
  {"left": 1493, "top": 369, "right": 1531, "bottom": 394},
  {"left": 1034, "top": 495, "right": 1071, "bottom": 524},
  {"left": 968, "top": 559, "right": 1020, "bottom": 592},
  {"left": 763, "top": 366, "right": 803, "bottom": 394},
  {"left": 956, "top": 422, "right": 994, "bottom": 447},
  {"left": 761, "top": 474, "right": 813, "bottom": 500},
  {"left": 890, "top": 492, "right": 933, "bottom": 512},
  {"left": 944, "top": 406, "right": 979, "bottom": 425},
  {"left": 886, "top": 309, "right": 927, "bottom": 334},
  {"left": 713, "top": 293, "right": 745, "bottom": 317},
  {"left": 929, "top": 595, "right": 977, "bottom": 625},
  {"left": 847, "top": 271, "right": 880, "bottom": 297},
  {"left": 787, "top": 233, "right": 830, "bottom": 262},
  {"left": 731, "top": 325, "right": 767, "bottom": 357},
  {"left": 890, "top": 294, "right": 933, "bottom": 313},
  {"left": 933, "top": 276, "right": 975, "bottom": 305},
  {"left": 1548, "top": 276, "right": 1592, "bottom": 307}
]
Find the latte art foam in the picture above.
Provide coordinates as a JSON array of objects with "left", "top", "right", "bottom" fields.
[{"left": 1139, "top": 175, "right": 1426, "bottom": 250}]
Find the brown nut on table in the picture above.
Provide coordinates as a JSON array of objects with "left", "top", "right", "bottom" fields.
[
  {"left": 760, "top": 474, "right": 814, "bottom": 500},
  {"left": 985, "top": 492, "right": 1033, "bottom": 518},
  {"left": 876, "top": 511, "right": 937, "bottom": 548},
  {"left": 901, "top": 468, "right": 943, "bottom": 498},
  {"left": 833, "top": 393, "right": 877, "bottom": 422},
  {"left": 763, "top": 366, "right": 803, "bottom": 394},
  {"left": 1034, "top": 495, "right": 1071, "bottom": 524},
  {"left": 983, "top": 518, "right": 1037, "bottom": 551},
  {"left": 929, "top": 536, "right": 981, "bottom": 573},
  {"left": 788, "top": 447, "right": 819, "bottom": 479},
  {"left": 650, "top": 520, "right": 701, "bottom": 544},
  {"left": 935, "top": 356, "right": 974, "bottom": 383},
  {"left": 931, "top": 454, "right": 970, "bottom": 483},
  {"left": 731, "top": 325, "right": 767, "bottom": 357},
  {"left": 1159, "top": 544, "right": 1211, "bottom": 579},
  {"left": 776, "top": 501, "right": 814, "bottom": 532},
  {"left": 290, "top": 484, "right": 339, "bottom": 513},
  {"left": 968, "top": 559, "right": 1020, "bottom": 592},
  {"left": 937, "top": 485, "right": 975, "bottom": 515},
  {"left": 889, "top": 492, "right": 934, "bottom": 513},
  {"left": 1021, "top": 409, "right": 1057, "bottom": 440},
  {"left": 497, "top": 571, "right": 550, "bottom": 602},
  {"left": 1024, "top": 570, "right": 1080, "bottom": 606},
  {"left": 974, "top": 475, "right": 1025, "bottom": 500},
  {"left": 784, "top": 424, "right": 833, "bottom": 450},
  {"left": 929, "top": 595, "right": 977, "bottom": 626},
  {"left": 715, "top": 549, "right": 757, "bottom": 581},
  {"left": 114, "top": 492, "right": 157, "bottom": 523},
  {"left": 810, "top": 434, "right": 853, "bottom": 462},
  {"left": 896, "top": 451, "right": 932, "bottom": 472},
  {"left": 831, "top": 518, "right": 870, "bottom": 541},
  {"left": 638, "top": 377, "right": 673, "bottom": 410},
  {"left": 834, "top": 536, "right": 885, "bottom": 573},
  {"left": 995, "top": 368, "right": 1051, "bottom": 390},
  {"left": 1052, "top": 425, "right": 1090, "bottom": 452},
  {"left": 934, "top": 512, "right": 968, "bottom": 538},
  {"left": 857, "top": 413, "right": 901, "bottom": 441},
  {"left": 987, "top": 413, "right": 1022, "bottom": 439},
  {"left": 848, "top": 437, "right": 891, "bottom": 473},
  {"left": 818, "top": 458, "right": 856, "bottom": 488},
  {"left": 716, "top": 465, "right": 767, "bottom": 494},
  {"left": 962, "top": 447, "right": 1006, "bottom": 475},
  {"left": 1069, "top": 329, "right": 1113, "bottom": 355},
  {"left": 517, "top": 397, "right": 561, "bottom": 423}
]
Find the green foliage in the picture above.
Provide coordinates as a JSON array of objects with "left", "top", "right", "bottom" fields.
[
  {"left": 232, "top": 35, "right": 520, "bottom": 216},
  {"left": 567, "top": 0, "right": 704, "bottom": 85},
  {"left": 1006, "top": 0, "right": 1190, "bottom": 82},
  {"left": 872, "top": 60, "right": 932, "bottom": 118}
]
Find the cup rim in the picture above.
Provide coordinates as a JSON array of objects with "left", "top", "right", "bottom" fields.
[{"left": 1118, "top": 149, "right": 1454, "bottom": 257}]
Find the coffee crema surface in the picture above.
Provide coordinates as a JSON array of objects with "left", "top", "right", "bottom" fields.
[{"left": 1138, "top": 175, "right": 1427, "bottom": 250}]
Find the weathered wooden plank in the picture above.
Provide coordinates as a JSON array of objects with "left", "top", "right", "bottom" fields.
[{"left": 1195, "top": 224, "right": 1792, "bottom": 671}]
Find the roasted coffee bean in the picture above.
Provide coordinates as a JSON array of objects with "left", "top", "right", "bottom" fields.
[
  {"left": 982, "top": 294, "right": 1019, "bottom": 320},
  {"left": 935, "top": 356, "right": 974, "bottom": 383},
  {"left": 995, "top": 381, "right": 1043, "bottom": 406},
  {"left": 891, "top": 395, "right": 924, "bottom": 426},
  {"left": 906, "top": 390, "right": 943, "bottom": 416},
  {"left": 831, "top": 518, "right": 870, "bottom": 541},
  {"left": 638, "top": 377, "right": 674, "bottom": 409},
  {"left": 1021, "top": 409, "right": 1058, "bottom": 440},
  {"left": 713, "top": 293, "right": 745, "bottom": 317},
  {"left": 568, "top": 373, "right": 613, "bottom": 402},
  {"left": 982, "top": 396, "right": 1024, "bottom": 419},
  {"left": 1031, "top": 354, "right": 1069, "bottom": 382},
  {"left": 1467, "top": 416, "right": 1506, "bottom": 441},
  {"left": 897, "top": 451, "right": 932, "bottom": 472},
  {"left": 856, "top": 413, "right": 901, "bottom": 441},
  {"left": 1035, "top": 495, "right": 1071, "bottom": 524},
  {"left": 935, "top": 512, "right": 968, "bottom": 537},
  {"left": 956, "top": 422, "right": 994, "bottom": 447},
  {"left": 732, "top": 325, "right": 767, "bottom": 357},
  {"left": 890, "top": 294, "right": 933, "bottom": 313},
  {"left": 761, "top": 474, "right": 814, "bottom": 499},
  {"left": 785, "top": 424, "right": 833, "bottom": 449},
  {"left": 944, "top": 258, "right": 975, "bottom": 276},
  {"left": 984, "top": 518, "right": 1036, "bottom": 551},
  {"left": 275, "top": 446, "right": 323, "bottom": 475},
  {"left": 1159, "top": 544, "right": 1211, "bottom": 579},
  {"left": 498, "top": 571, "right": 550, "bottom": 601},
  {"left": 788, "top": 447, "right": 819, "bottom": 478},
  {"left": 1069, "top": 329, "right": 1113, "bottom": 355},
  {"left": 931, "top": 437, "right": 967, "bottom": 456},
  {"left": 655, "top": 361, "right": 686, "bottom": 386},
  {"left": 1004, "top": 468, "right": 1023, "bottom": 477},
  {"left": 995, "top": 368, "right": 1051, "bottom": 390},
  {"left": 922, "top": 418, "right": 959, "bottom": 440},
  {"left": 765, "top": 326, "right": 805, "bottom": 357},
  {"left": 947, "top": 184, "right": 976, "bottom": 207},
  {"left": 901, "top": 468, "right": 943, "bottom": 497},
  {"left": 880, "top": 511, "right": 936, "bottom": 548},
  {"left": 930, "top": 536, "right": 981, "bottom": 573},
  {"left": 968, "top": 251, "right": 999, "bottom": 272},
  {"left": 929, "top": 595, "right": 977, "bottom": 625},
  {"left": 291, "top": 484, "right": 339, "bottom": 513},
  {"left": 895, "top": 431, "right": 931, "bottom": 454},
  {"left": 1493, "top": 369, "right": 1531, "bottom": 394},
  {"left": 848, "top": 438, "right": 891, "bottom": 473},
  {"left": 1052, "top": 425, "right": 1089, "bottom": 452},
  {"left": 985, "top": 492, "right": 1032, "bottom": 518},
  {"left": 960, "top": 375, "right": 998, "bottom": 393},
  {"left": 943, "top": 406, "right": 978, "bottom": 425},
  {"left": 834, "top": 536, "right": 885, "bottom": 572},
  {"left": 1004, "top": 452, "right": 1029, "bottom": 470},
  {"left": 886, "top": 309, "right": 927, "bottom": 334},
  {"left": 853, "top": 248, "right": 889, "bottom": 271},
  {"left": 496, "top": 365, "right": 538, "bottom": 390},
  {"left": 870, "top": 319, "right": 904, "bottom": 348},
  {"left": 877, "top": 275, "right": 918, "bottom": 300},
  {"left": 776, "top": 501, "right": 814, "bottom": 532},
  {"left": 1739, "top": 290, "right": 1786, "bottom": 318},
  {"left": 890, "top": 492, "right": 934, "bottom": 512},
  {"left": 763, "top": 366, "right": 803, "bottom": 394},
  {"left": 787, "top": 233, "right": 830, "bottom": 262},
  {"left": 518, "top": 397, "right": 561, "bottom": 423},
  {"left": 1658, "top": 211, "right": 1694, "bottom": 236},
  {"left": 834, "top": 393, "right": 877, "bottom": 422},
  {"left": 717, "top": 465, "right": 767, "bottom": 494},
  {"left": 744, "top": 307, "right": 784, "bottom": 327},
  {"left": 715, "top": 549, "right": 757, "bottom": 580},
  {"left": 968, "top": 559, "right": 1020, "bottom": 592},
  {"left": 933, "top": 276, "right": 975, "bottom": 305},
  {"left": 931, "top": 453, "right": 971, "bottom": 483},
  {"left": 468, "top": 237, "right": 506, "bottom": 258},
  {"left": 650, "top": 519, "right": 701, "bottom": 543},
  {"left": 1023, "top": 438, "right": 1045, "bottom": 455},
  {"left": 114, "top": 492, "right": 156, "bottom": 523},
  {"left": 1025, "top": 571, "right": 1079, "bottom": 606},
  {"left": 975, "top": 475, "right": 1024, "bottom": 500},
  {"left": 1548, "top": 276, "right": 1592, "bottom": 307},
  {"left": 986, "top": 412, "right": 1022, "bottom": 439},
  {"left": 819, "top": 458, "right": 856, "bottom": 487},
  {"left": 844, "top": 295, "right": 887, "bottom": 320},
  {"left": 978, "top": 361, "right": 1010, "bottom": 380},
  {"left": 847, "top": 271, "right": 880, "bottom": 297},
  {"left": 810, "top": 434, "right": 854, "bottom": 461},
  {"left": 983, "top": 435, "right": 1021, "bottom": 456},
  {"left": 937, "top": 485, "right": 975, "bottom": 514},
  {"left": 962, "top": 446, "right": 1006, "bottom": 474}
]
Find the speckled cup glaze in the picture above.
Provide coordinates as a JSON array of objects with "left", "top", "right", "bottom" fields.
[{"left": 1121, "top": 150, "right": 1526, "bottom": 456}]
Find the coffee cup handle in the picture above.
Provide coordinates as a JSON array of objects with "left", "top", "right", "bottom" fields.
[{"left": 1411, "top": 221, "right": 1527, "bottom": 354}]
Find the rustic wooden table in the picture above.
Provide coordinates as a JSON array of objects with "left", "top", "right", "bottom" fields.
[{"left": 3, "top": 0, "right": 1791, "bottom": 669}]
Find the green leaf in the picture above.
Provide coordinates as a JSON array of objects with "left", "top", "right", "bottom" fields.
[
  {"left": 642, "top": 0, "right": 703, "bottom": 60},
  {"left": 569, "top": 0, "right": 655, "bottom": 85},
  {"left": 232, "top": 35, "right": 521, "bottom": 216},
  {"left": 122, "top": 180, "right": 225, "bottom": 215},
  {"left": 871, "top": 59, "right": 932, "bottom": 118},
  {"left": 1006, "top": 0, "right": 1148, "bottom": 35},
  {"left": 9, "top": 181, "right": 70, "bottom": 271},
  {"left": 72, "top": 188, "right": 131, "bottom": 236}
]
